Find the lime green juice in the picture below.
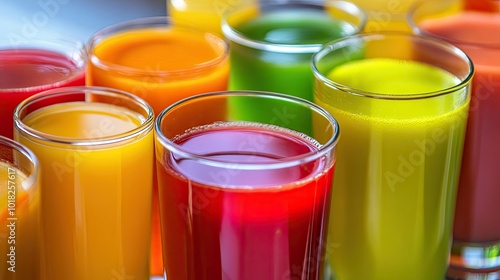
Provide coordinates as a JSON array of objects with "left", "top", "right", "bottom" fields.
[{"left": 314, "top": 58, "right": 469, "bottom": 280}]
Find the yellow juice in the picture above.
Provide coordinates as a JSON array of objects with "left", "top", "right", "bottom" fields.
[
  {"left": 167, "top": 0, "right": 257, "bottom": 36},
  {"left": 315, "top": 58, "right": 469, "bottom": 280},
  {"left": 0, "top": 163, "right": 40, "bottom": 280},
  {"left": 15, "top": 102, "right": 154, "bottom": 280},
  {"left": 353, "top": 0, "right": 460, "bottom": 32}
]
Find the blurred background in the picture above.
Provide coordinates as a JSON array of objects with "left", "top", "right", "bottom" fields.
[{"left": 0, "top": 0, "right": 167, "bottom": 43}]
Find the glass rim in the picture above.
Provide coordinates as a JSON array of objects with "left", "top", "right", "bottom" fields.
[
  {"left": 311, "top": 31, "right": 475, "bottom": 100},
  {"left": 155, "top": 90, "right": 340, "bottom": 170},
  {"left": 0, "top": 135, "right": 39, "bottom": 189},
  {"left": 13, "top": 86, "right": 155, "bottom": 146},
  {"left": 87, "top": 16, "right": 229, "bottom": 77},
  {"left": 221, "top": 0, "right": 366, "bottom": 54},
  {"left": 407, "top": 2, "right": 500, "bottom": 48},
  {"left": 0, "top": 35, "right": 87, "bottom": 93}
]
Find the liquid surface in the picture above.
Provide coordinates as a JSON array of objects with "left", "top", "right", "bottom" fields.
[
  {"left": 88, "top": 27, "right": 229, "bottom": 116},
  {"left": 93, "top": 28, "right": 226, "bottom": 71},
  {"left": 235, "top": 9, "right": 354, "bottom": 45},
  {"left": 421, "top": 12, "right": 500, "bottom": 45},
  {"left": 0, "top": 49, "right": 81, "bottom": 90},
  {"left": 327, "top": 57, "right": 459, "bottom": 94},
  {"left": 157, "top": 121, "right": 334, "bottom": 280},
  {"left": 0, "top": 49, "right": 85, "bottom": 138},
  {"left": 170, "top": 122, "right": 323, "bottom": 188},
  {"left": 22, "top": 102, "right": 143, "bottom": 139}
]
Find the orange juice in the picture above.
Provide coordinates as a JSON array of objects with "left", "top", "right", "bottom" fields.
[
  {"left": 0, "top": 163, "right": 40, "bottom": 280},
  {"left": 87, "top": 23, "right": 229, "bottom": 114},
  {"left": 87, "top": 17, "right": 229, "bottom": 275},
  {"left": 15, "top": 101, "right": 154, "bottom": 280}
]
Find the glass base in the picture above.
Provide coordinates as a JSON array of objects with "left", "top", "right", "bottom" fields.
[
  {"left": 449, "top": 240, "right": 500, "bottom": 270},
  {"left": 446, "top": 266, "right": 500, "bottom": 280}
]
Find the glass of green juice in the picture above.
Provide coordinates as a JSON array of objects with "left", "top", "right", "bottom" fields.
[
  {"left": 312, "top": 33, "right": 473, "bottom": 280},
  {"left": 221, "top": 0, "right": 365, "bottom": 134}
]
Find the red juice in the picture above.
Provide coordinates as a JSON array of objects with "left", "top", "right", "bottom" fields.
[
  {"left": 0, "top": 49, "right": 85, "bottom": 138},
  {"left": 420, "top": 13, "right": 500, "bottom": 243},
  {"left": 464, "top": 0, "right": 500, "bottom": 12},
  {"left": 156, "top": 122, "right": 335, "bottom": 280}
]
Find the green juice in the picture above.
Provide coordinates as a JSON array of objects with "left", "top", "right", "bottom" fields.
[
  {"left": 315, "top": 58, "right": 469, "bottom": 280},
  {"left": 228, "top": 8, "right": 358, "bottom": 134}
]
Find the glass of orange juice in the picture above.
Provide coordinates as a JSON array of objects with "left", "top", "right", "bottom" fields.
[
  {"left": 13, "top": 86, "right": 155, "bottom": 280},
  {"left": 86, "top": 16, "right": 229, "bottom": 276},
  {"left": 0, "top": 136, "right": 40, "bottom": 280},
  {"left": 86, "top": 16, "right": 229, "bottom": 115}
]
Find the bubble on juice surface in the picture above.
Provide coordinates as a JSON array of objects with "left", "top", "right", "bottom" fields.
[{"left": 171, "top": 121, "right": 322, "bottom": 150}]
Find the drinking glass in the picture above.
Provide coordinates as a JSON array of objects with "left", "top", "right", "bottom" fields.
[
  {"left": 312, "top": 32, "right": 473, "bottom": 280},
  {"left": 155, "top": 91, "right": 339, "bottom": 280},
  {"left": 14, "top": 86, "right": 155, "bottom": 280},
  {"left": 87, "top": 16, "right": 229, "bottom": 275}
]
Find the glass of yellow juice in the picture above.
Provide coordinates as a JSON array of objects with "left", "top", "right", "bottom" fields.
[
  {"left": 167, "top": 0, "right": 257, "bottom": 36},
  {"left": 349, "top": 0, "right": 460, "bottom": 32},
  {"left": 13, "top": 86, "right": 155, "bottom": 280},
  {"left": 0, "top": 136, "right": 40, "bottom": 280},
  {"left": 312, "top": 33, "right": 473, "bottom": 280}
]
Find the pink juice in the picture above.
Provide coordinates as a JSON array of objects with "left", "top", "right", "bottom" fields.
[
  {"left": 156, "top": 122, "right": 335, "bottom": 280},
  {"left": 420, "top": 12, "right": 500, "bottom": 244},
  {"left": 0, "top": 49, "right": 85, "bottom": 138}
]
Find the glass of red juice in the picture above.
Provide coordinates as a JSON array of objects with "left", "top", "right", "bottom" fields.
[
  {"left": 0, "top": 36, "right": 86, "bottom": 138},
  {"left": 410, "top": 1, "right": 500, "bottom": 278},
  {"left": 154, "top": 91, "right": 339, "bottom": 280}
]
